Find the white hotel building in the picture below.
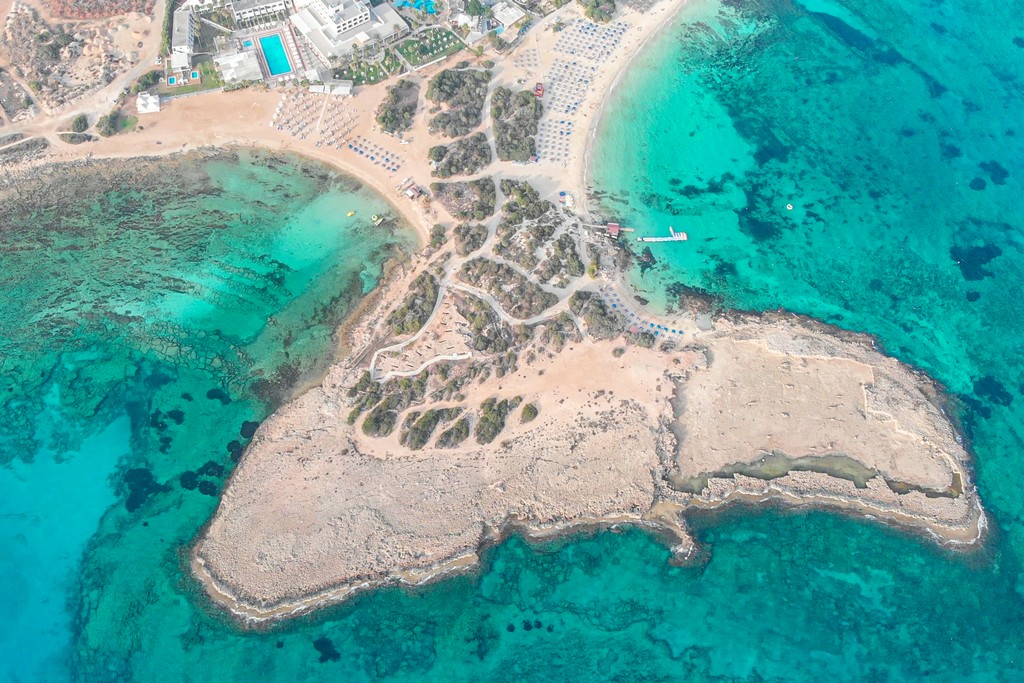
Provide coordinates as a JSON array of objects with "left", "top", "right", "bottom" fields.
[
  {"left": 290, "top": 0, "right": 408, "bottom": 64},
  {"left": 230, "top": 0, "right": 289, "bottom": 23}
]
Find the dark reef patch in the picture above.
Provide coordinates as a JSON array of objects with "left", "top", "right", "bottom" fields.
[
  {"left": 197, "top": 480, "right": 219, "bottom": 496},
  {"left": 197, "top": 460, "right": 225, "bottom": 478},
  {"left": 979, "top": 160, "right": 1009, "bottom": 185},
  {"left": 969, "top": 178, "right": 986, "bottom": 191},
  {"left": 227, "top": 440, "right": 245, "bottom": 462},
  {"left": 166, "top": 409, "right": 185, "bottom": 425},
  {"left": 240, "top": 421, "right": 261, "bottom": 439},
  {"left": 966, "top": 290, "right": 980, "bottom": 302},
  {"left": 206, "top": 388, "right": 232, "bottom": 404},
  {"left": 940, "top": 142, "right": 962, "bottom": 159},
  {"left": 974, "top": 375, "right": 1014, "bottom": 407},
  {"left": 143, "top": 367, "right": 176, "bottom": 390},
  {"left": 950, "top": 244, "right": 1002, "bottom": 280},
  {"left": 179, "top": 471, "right": 199, "bottom": 490},
  {"left": 123, "top": 468, "right": 170, "bottom": 512},
  {"left": 313, "top": 637, "right": 341, "bottom": 663},
  {"left": 812, "top": 11, "right": 874, "bottom": 52}
]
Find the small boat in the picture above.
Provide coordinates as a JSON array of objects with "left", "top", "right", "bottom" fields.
[
  {"left": 373, "top": 214, "right": 387, "bottom": 226},
  {"left": 346, "top": 210, "right": 356, "bottom": 217}
]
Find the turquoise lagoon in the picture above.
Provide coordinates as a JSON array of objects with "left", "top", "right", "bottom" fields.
[{"left": 1, "top": 0, "right": 1024, "bottom": 679}]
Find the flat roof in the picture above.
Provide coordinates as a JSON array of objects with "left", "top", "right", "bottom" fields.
[
  {"left": 492, "top": 1, "right": 525, "bottom": 28},
  {"left": 170, "top": 51, "right": 190, "bottom": 70},
  {"left": 292, "top": 4, "right": 406, "bottom": 57},
  {"left": 171, "top": 9, "right": 193, "bottom": 49},
  {"left": 215, "top": 50, "right": 264, "bottom": 82},
  {"left": 231, "top": 0, "right": 285, "bottom": 12}
]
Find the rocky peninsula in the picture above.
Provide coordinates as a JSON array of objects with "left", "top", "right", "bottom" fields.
[{"left": 193, "top": 237, "right": 984, "bottom": 622}]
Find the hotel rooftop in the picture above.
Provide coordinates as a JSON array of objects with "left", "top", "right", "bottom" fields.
[{"left": 291, "top": 0, "right": 408, "bottom": 64}]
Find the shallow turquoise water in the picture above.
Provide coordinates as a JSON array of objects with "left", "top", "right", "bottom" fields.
[
  {"left": 3, "top": 0, "right": 1024, "bottom": 677},
  {"left": 0, "top": 150, "right": 416, "bottom": 681}
]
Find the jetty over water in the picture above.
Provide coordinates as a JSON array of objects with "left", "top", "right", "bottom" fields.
[{"left": 638, "top": 227, "right": 688, "bottom": 243}]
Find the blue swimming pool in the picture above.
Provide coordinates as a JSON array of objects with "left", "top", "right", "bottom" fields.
[
  {"left": 259, "top": 34, "right": 292, "bottom": 77},
  {"left": 243, "top": 39, "right": 253, "bottom": 48},
  {"left": 396, "top": 0, "right": 436, "bottom": 14}
]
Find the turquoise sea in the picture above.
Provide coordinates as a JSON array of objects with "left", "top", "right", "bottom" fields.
[{"left": 1, "top": 0, "right": 1023, "bottom": 679}]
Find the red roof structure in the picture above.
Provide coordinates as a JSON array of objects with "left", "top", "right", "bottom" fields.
[{"left": 607, "top": 222, "right": 621, "bottom": 239}]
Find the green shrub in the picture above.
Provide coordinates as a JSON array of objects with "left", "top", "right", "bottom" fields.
[
  {"left": 427, "top": 69, "right": 491, "bottom": 138},
  {"left": 475, "top": 396, "right": 522, "bottom": 444},
  {"left": 436, "top": 416, "right": 471, "bottom": 448},
  {"left": 453, "top": 223, "right": 488, "bottom": 256},
  {"left": 401, "top": 408, "right": 463, "bottom": 449},
  {"left": 386, "top": 271, "right": 440, "bottom": 335},
  {"left": 521, "top": 403, "right": 538, "bottom": 423},
  {"left": 430, "top": 224, "right": 447, "bottom": 248},
  {"left": 578, "top": 0, "right": 615, "bottom": 21},
  {"left": 362, "top": 395, "right": 400, "bottom": 436},
  {"left": 491, "top": 87, "right": 542, "bottom": 162},
  {"left": 376, "top": 80, "right": 419, "bottom": 134},
  {"left": 132, "top": 70, "right": 162, "bottom": 94},
  {"left": 429, "top": 132, "right": 492, "bottom": 178}
]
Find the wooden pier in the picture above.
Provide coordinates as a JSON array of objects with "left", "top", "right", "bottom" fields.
[{"left": 638, "top": 227, "right": 688, "bottom": 243}]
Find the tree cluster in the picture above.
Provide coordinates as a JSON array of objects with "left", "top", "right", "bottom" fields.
[
  {"left": 429, "top": 132, "right": 492, "bottom": 178},
  {"left": 454, "top": 293, "right": 519, "bottom": 354},
  {"left": 430, "top": 177, "right": 496, "bottom": 220},
  {"left": 69, "top": 114, "right": 88, "bottom": 133},
  {"left": 577, "top": 0, "right": 616, "bottom": 22},
  {"left": 459, "top": 257, "right": 558, "bottom": 319},
  {"left": 131, "top": 70, "right": 161, "bottom": 94},
  {"left": 537, "top": 233, "right": 585, "bottom": 284},
  {"left": 427, "top": 68, "right": 491, "bottom": 138},
  {"left": 47, "top": 0, "right": 154, "bottom": 19},
  {"left": 569, "top": 291, "right": 624, "bottom": 340},
  {"left": 475, "top": 396, "right": 522, "bottom": 445},
  {"left": 346, "top": 370, "right": 430, "bottom": 436},
  {"left": 500, "top": 180, "right": 553, "bottom": 222},
  {"left": 493, "top": 180, "right": 557, "bottom": 271},
  {"left": 96, "top": 109, "right": 133, "bottom": 137},
  {"left": 400, "top": 407, "right": 463, "bottom": 449},
  {"left": 436, "top": 416, "right": 471, "bottom": 448},
  {"left": 454, "top": 223, "right": 488, "bottom": 256},
  {"left": 430, "top": 223, "right": 447, "bottom": 248},
  {"left": 375, "top": 79, "right": 419, "bottom": 134},
  {"left": 385, "top": 271, "right": 440, "bottom": 335},
  {"left": 491, "top": 87, "right": 542, "bottom": 162},
  {"left": 534, "top": 311, "right": 582, "bottom": 352}
]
